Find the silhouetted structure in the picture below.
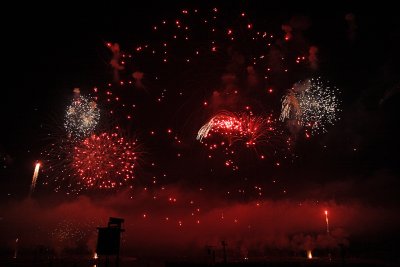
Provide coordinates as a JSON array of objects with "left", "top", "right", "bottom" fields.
[
  {"left": 221, "top": 240, "right": 227, "bottom": 264},
  {"left": 96, "top": 217, "right": 125, "bottom": 267},
  {"left": 206, "top": 245, "right": 216, "bottom": 265}
]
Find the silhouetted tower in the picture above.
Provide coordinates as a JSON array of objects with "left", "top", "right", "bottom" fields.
[
  {"left": 221, "top": 240, "right": 227, "bottom": 264},
  {"left": 96, "top": 217, "right": 125, "bottom": 267},
  {"left": 206, "top": 245, "right": 216, "bottom": 265}
]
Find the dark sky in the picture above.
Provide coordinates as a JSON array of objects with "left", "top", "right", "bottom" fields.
[{"left": 1, "top": 0, "right": 400, "bottom": 261}]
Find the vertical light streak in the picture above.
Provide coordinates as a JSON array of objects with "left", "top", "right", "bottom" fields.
[
  {"left": 30, "top": 163, "right": 41, "bottom": 196},
  {"left": 325, "top": 210, "right": 330, "bottom": 234}
]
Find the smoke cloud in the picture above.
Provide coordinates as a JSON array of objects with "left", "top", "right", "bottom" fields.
[
  {"left": 107, "top": 43, "right": 125, "bottom": 83},
  {"left": 1, "top": 180, "right": 398, "bottom": 261}
]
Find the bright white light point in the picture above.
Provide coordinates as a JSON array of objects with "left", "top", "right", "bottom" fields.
[{"left": 307, "top": 250, "right": 313, "bottom": 259}]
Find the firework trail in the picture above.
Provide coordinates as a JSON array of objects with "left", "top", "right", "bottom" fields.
[
  {"left": 325, "top": 210, "right": 330, "bottom": 234},
  {"left": 197, "top": 121, "right": 214, "bottom": 142},
  {"left": 279, "top": 79, "right": 311, "bottom": 122},
  {"left": 279, "top": 90, "right": 301, "bottom": 122},
  {"left": 280, "top": 77, "right": 340, "bottom": 134},
  {"left": 29, "top": 162, "right": 41, "bottom": 196}
]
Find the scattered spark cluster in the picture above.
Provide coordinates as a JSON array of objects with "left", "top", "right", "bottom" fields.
[
  {"left": 280, "top": 78, "right": 340, "bottom": 134},
  {"left": 40, "top": 138, "right": 77, "bottom": 193},
  {"left": 64, "top": 95, "right": 100, "bottom": 138},
  {"left": 50, "top": 220, "right": 98, "bottom": 247},
  {"left": 197, "top": 111, "right": 275, "bottom": 146},
  {"left": 72, "top": 132, "right": 138, "bottom": 190}
]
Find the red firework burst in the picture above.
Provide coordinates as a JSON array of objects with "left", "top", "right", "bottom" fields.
[
  {"left": 197, "top": 111, "right": 289, "bottom": 170},
  {"left": 73, "top": 132, "right": 138, "bottom": 189},
  {"left": 197, "top": 111, "right": 275, "bottom": 146}
]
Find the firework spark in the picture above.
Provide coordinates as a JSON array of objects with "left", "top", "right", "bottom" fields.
[
  {"left": 50, "top": 219, "right": 99, "bottom": 249},
  {"left": 280, "top": 78, "right": 340, "bottom": 134},
  {"left": 72, "top": 132, "right": 138, "bottom": 189},
  {"left": 64, "top": 95, "right": 100, "bottom": 138},
  {"left": 40, "top": 136, "right": 78, "bottom": 193}
]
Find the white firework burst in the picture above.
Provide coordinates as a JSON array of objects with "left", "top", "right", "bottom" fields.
[
  {"left": 64, "top": 95, "right": 100, "bottom": 138},
  {"left": 280, "top": 77, "right": 340, "bottom": 134}
]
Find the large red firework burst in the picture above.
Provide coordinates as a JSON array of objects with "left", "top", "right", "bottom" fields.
[{"left": 72, "top": 132, "right": 138, "bottom": 189}]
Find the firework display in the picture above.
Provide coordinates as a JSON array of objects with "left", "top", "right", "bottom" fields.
[
  {"left": 72, "top": 132, "right": 138, "bottom": 189},
  {"left": 196, "top": 110, "right": 291, "bottom": 171},
  {"left": 5, "top": 2, "right": 400, "bottom": 263},
  {"left": 197, "top": 111, "right": 275, "bottom": 146},
  {"left": 280, "top": 78, "right": 340, "bottom": 134},
  {"left": 39, "top": 6, "right": 339, "bottom": 196},
  {"left": 64, "top": 95, "right": 100, "bottom": 138}
]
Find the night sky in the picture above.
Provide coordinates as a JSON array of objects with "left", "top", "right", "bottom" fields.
[{"left": 1, "top": 0, "right": 400, "bottom": 263}]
